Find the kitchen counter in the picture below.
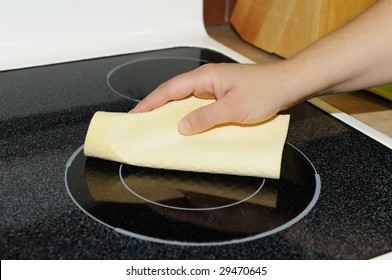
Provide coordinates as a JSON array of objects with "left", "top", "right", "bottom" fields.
[{"left": 207, "top": 25, "right": 392, "bottom": 138}]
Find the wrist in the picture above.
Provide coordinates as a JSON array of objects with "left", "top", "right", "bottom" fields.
[{"left": 273, "top": 59, "right": 319, "bottom": 110}]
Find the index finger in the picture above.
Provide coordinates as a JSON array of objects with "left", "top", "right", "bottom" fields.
[
  {"left": 131, "top": 69, "right": 202, "bottom": 113},
  {"left": 132, "top": 64, "right": 219, "bottom": 113}
]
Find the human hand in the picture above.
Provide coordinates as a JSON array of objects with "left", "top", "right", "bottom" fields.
[
  {"left": 131, "top": 62, "right": 300, "bottom": 135},
  {"left": 132, "top": 1, "right": 392, "bottom": 135}
]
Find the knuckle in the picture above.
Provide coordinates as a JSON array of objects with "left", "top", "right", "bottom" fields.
[
  {"left": 195, "top": 108, "right": 212, "bottom": 126},
  {"left": 198, "top": 63, "right": 218, "bottom": 75}
]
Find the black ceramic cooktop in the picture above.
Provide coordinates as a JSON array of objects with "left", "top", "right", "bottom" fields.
[{"left": 1, "top": 47, "right": 391, "bottom": 259}]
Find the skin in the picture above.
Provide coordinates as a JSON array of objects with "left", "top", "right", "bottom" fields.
[{"left": 132, "top": 0, "right": 392, "bottom": 135}]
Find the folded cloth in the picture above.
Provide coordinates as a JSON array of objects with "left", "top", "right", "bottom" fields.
[{"left": 84, "top": 97, "right": 290, "bottom": 178}]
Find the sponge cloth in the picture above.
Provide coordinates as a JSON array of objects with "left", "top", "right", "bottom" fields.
[{"left": 84, "top": 97, "right": 290, "bottom": 178}]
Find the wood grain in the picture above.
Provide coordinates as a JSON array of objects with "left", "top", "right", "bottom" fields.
[
  {"left": 204, "top": 0, "right": 239, "bottom": 26},
  {"left": 231, "top": 0, "right": 377, "bottom": 57}
]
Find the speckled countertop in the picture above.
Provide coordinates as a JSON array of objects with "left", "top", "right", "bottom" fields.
[{"left": 1, "top": 47, "right": 391, "bottom": 259}]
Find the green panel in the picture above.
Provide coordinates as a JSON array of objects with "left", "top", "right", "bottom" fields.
[{"left": 368, "top": 84, "right": 392, "bottom": 101}]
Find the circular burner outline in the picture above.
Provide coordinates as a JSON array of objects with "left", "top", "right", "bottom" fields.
[
  {"left": 119, "top": 164, "right": 266, "bottom": 211},
  {"left": 106, "top": 56, "right": 210, "bottom": 102},
  {"left": 65, "top": 143, "right": 321, "bottom": 246}
]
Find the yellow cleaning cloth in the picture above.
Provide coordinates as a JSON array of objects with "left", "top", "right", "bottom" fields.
[{"left": 84, "top": 97, "right": 290, "bottom": 178}]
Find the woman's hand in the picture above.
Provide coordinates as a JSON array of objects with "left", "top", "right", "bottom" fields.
[
  {"left": 131, "top": 61, "right": 300, "bottom": 135},
  {"left": 132, "top": 0, "right": 392, "bottom": 135}
]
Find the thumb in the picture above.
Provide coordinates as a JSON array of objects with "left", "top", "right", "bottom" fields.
[{"left": 178, "top": 98, "right": 235, "bottom": 135}]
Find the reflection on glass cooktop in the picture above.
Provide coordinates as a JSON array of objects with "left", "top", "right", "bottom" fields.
[{"left": 65, "top": 142, "right": 320, "bottom": 246}]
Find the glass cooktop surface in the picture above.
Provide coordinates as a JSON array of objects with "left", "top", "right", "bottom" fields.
[{"left": 1, "top": 47, "right": 391, "bottom": 259}]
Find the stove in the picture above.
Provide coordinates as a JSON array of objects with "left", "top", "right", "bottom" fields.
[{"left": 1, "top": 0, "right": 391, "bottom": 259}]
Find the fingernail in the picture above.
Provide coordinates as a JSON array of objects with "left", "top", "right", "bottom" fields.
[{"left": 179, "top": 120, "right": 192, "bottom": 134}]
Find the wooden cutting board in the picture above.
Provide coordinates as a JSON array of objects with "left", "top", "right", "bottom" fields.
[{"left": 231, "top": 0, "right": 377, "bottom": 58}]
